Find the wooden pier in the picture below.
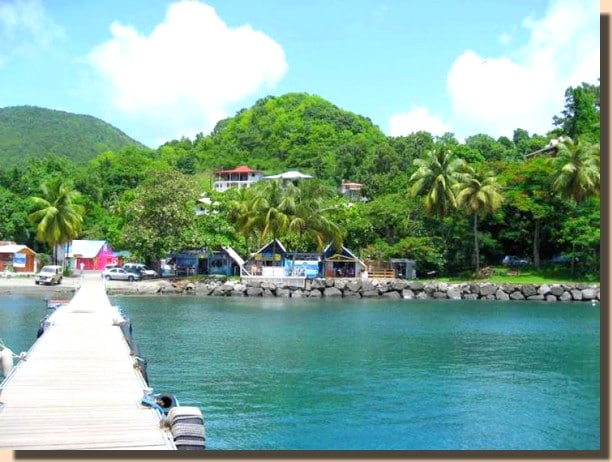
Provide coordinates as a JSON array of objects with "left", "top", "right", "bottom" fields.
[{"left": 0, "top": 277, "right": 176, "bottom": 450}]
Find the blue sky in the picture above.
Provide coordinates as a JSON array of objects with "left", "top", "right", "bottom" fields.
[{"left": 0, "top": 0, "right": 600, "bottom": 148}]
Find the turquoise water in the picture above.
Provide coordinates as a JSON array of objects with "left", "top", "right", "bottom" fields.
[{"left": 1, "top": 295, "right": 600, "bottom": 450}]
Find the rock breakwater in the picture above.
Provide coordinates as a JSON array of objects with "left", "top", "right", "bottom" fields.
[{"left": 106, "top": 278, "right": 600, "bottom": 302}]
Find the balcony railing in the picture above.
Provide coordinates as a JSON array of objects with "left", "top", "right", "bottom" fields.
[{"left": 213, "top": 180, "right": 257, "bottom": 192}]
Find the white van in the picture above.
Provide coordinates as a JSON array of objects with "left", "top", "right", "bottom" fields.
[{"left": 35, "top": 265, "right": 63, "bottom": 285}]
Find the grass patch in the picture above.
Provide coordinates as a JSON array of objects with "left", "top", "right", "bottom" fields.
[{"left": 435, "top": 266, "right": 599, "bottom": 284}]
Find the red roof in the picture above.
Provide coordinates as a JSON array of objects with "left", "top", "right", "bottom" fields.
[{"left": 217, "top": 165, "right": 260, "bottom": 174}]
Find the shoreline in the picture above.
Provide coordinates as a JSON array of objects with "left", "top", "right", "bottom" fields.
[{"left": 0, "top": 273, "right": 600, "bottom": 303}]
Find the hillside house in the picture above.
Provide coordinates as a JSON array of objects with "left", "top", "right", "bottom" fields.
[
  {"left": 263, "top": 170, "right": 313, "bottom": 186},
  {"left": 213, "top": 165, "right": 264, "bottom": 192},
  {"left": 340, "top": 182, "right": 364, "bottom": 201},
  {"left": 66, "top": 240, "right": 116, "bottom": 271},
  {"left": 0, "top": 242, "right": 36, "bottom": 273}
]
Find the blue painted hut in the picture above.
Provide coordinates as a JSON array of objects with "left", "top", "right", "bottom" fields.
[
  {"left": 206, "top": 246, "right": 244, "bottom": 276},
  {"left": 321, "top": 243, "right": 366, "bottom": 278},
  {"left": 244, "top": 239, "right": 287, "bottom": 277}
]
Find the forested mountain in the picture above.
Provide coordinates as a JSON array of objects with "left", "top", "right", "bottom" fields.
[
  {"left": 0, "top": 106, "right": 144, "bottom": 166},
  {"left": 191, "top": 93, "right": 388, "bottom": 183}
]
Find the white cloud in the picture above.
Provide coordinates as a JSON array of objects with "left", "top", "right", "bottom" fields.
[
  {"left": 0, "top": 0, "right": 64, "bottom": 66},
  {"left": 447, "top": 0, "right": 599, "bottom": 139},
  {"left": 388, "top": 107, "right": 451, "bottom": 137},
  {"left": 88, "top": 0, "right": 288, "bottom": 145}
]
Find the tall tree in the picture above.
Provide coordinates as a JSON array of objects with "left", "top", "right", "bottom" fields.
[
  {"left": 455, "top": 169, "right": 504, "bottom": 273},
  {"left": 119, "top": 169, "right": 198, "bottom": 267},
  {"left": 551, "top": 136, "right": 600, "bottom": 203},
  {"left": 499, "top": 157, "right": 558, "bottom": 268},
  {"left": 409, "top": 148, "right": 467, "bottom": 217},
  {"left": 552, "top": 81, "right": 600, "bottom": 142},
  {"left": 28, "top": 179, "right": 84, "bottom": 264}
]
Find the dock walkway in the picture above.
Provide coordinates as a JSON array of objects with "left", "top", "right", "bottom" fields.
[{"left": 0, "top": 277, "right": 176, "bottom": 450}]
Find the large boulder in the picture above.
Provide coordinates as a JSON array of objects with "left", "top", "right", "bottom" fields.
[
  {"left": 550, "top": 285, "right": 565, "bottom": 296},
  {"left": 521, "top": 285, "right": 537, "bottom": 297},
  {"left": 246, "top": 287, "right": 263, "bottom": 297},
  {"left": 324, "top": 287, "right": 343, "bottom": 297},
  {"left": 447, "top": 286, "right": 462, "bottom": 300},
  {"left": 509, "top": 291, "right": 525, "bottom": 300},
  {"left": 495, "top": 289, "right": 510, "bottom": 301},
  {"left": 361, "top": 279, "right": 376, "bottom": 292},
  {"left": 479, "top": 284, "right": 497, "bottom": 297},
  {"left": 382, "top": 290, "right": 401, "bottom": 299},
  {"left": 570, "top": 290, "right": 583, "bottom": 301},
  {"left": 402, "top": 289, "right": 415, "bottom": 299},
  {"left": 391, "top": 280, "right": 410, "bottom": 291},
  {"left": 581, "top": 288, "right": 597, "bottom": 300},
  {"left": 538, "top": 284, "right": 552, "bottom": 296}
]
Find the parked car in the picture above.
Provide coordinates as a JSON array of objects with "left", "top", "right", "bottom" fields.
[
  {"left": 35, "top": 265, "right": 63, "bottom": 285},
  {"left": 123, "top": 263, "right": 158, "bottom": 279},
  {"left": 502, "top": 255, "right": 529, "bottom": 267},
  {"left": 103, "top": 267, "right": 141, "bottom": 281}
]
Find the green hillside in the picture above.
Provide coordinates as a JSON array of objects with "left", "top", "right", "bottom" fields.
[
  {"left": 193, "top": 93, "right": 388, "bottom": 183},
  {"left": 0, "top": 106, "right": 144, "bottom": 166}
]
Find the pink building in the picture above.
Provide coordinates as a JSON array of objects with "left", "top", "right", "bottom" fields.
[{"left": 67, "top": 240, "right": 117, "bottom": 271}]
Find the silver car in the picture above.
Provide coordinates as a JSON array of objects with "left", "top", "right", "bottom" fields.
[{"left": 103, "top": 267, "right": 141, "bottom": 281}]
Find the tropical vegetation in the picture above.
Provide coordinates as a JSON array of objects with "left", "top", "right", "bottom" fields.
[
  {"left": 0, "top": 106, "right": 143, "bottom": 167},
  {"left": 0, "top": 81, "right": 600, "bottom": 280}
]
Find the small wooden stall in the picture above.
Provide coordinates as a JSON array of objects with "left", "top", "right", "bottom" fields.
[
  {"left": 0, "top": 243, "right": 36, "bottom": 273},
  {"left": 321, "top": 243, "right": 366, "bottom": 278},
  {"left": 363, "top": 258, "right": 417, "bottom": 279},
  {"left": 389, "top": 258, "right": 417, "bottom": 279}
]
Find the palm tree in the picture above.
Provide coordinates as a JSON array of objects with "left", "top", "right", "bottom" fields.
[
  {"left": 551, "top": 136, "right": 600, "bottom": 203},
  {"left": 28, "top": 179, "right": 84, "bottom": 265},
  {"left": 230, "top": 179, "right": 343, "bottom": 251},
  {"left": 551, "top": 136, "right": 600, "bottom": 275},
  {"left": 409, "top": 148, "right": 467, "bottom": 217},
  {"left": 289, "top": 181, "right": 344, "bottom": 251},
  {"left": 455, "top": 168, "right": 504, "bottom": 273}
]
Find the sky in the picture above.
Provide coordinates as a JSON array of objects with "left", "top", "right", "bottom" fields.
[{"left": 0, "top": 0, "right": 600, "bottom": 148}]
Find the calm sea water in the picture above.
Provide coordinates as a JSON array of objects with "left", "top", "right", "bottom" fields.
[{"left": 1, "top": 294, "right": 600, "bottom": 450}]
